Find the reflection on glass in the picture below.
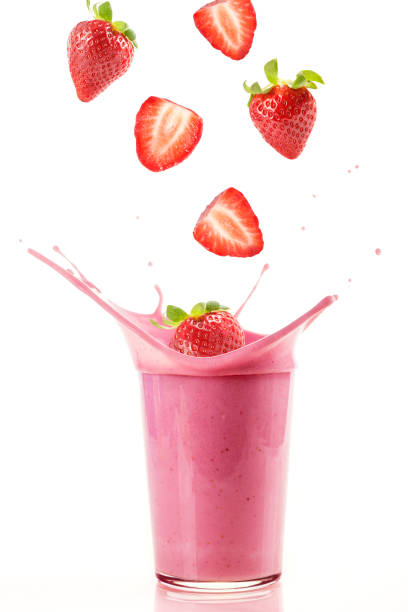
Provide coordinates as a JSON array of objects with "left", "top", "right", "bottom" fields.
[{"left": 155, "top": 582, "right": 282, "bottom": 612}]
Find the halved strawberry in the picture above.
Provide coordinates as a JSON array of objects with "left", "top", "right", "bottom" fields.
[
  {"left": 134, "top": 97, "right": 203, "bottom": 172},
  {"left": 193, "top": 187, "right": 263, "bottom": 257},
  {"left": 193, "top": 0, "right": 256, "bottom": 61}
]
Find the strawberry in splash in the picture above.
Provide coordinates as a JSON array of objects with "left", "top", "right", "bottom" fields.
[
  {"left": 244, "top": 59, "right": 324, "bottom": 159},
  {"left": 68, "top": 1, "right": 137, "bottom": 102},
  {"left": 151, "top": 302, "right": 245, "bottom": 357}
]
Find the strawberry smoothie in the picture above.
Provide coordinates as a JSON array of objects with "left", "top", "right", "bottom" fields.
[
  {"left": 141, "top": 372, "right": 292, "bottom": 585},
  {"left": 27, "top": 247, "right": 337, "bottom": 590}
]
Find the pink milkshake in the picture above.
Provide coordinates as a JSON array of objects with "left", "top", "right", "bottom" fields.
[
  {"left": 142, "top": 372, "right": 292, "bottom": 586},
  {"left": 28, "top": 247, "right": 337, "bottom": 591}
]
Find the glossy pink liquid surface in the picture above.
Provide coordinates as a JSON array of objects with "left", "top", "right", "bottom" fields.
[
  {"left": 27, "top": 247, "right": 337, "bottom": 586},
  {"left": 142, "top": 372, "right": 292, "bottom": 582}
]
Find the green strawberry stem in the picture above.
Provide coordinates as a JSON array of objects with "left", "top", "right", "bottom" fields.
[
  {"left": 244, "top": 58, "right": 324, "bottom": 105},
  {"left": 86, "top": 1, "right": 137, "bottom": 47},
  {"left": 150, "top": 301, "right": 230, "bottom": 330}
]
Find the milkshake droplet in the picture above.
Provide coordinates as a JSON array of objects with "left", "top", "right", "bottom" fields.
[{"left": 375, "top": 248, "right": 382, "bottom": 256}]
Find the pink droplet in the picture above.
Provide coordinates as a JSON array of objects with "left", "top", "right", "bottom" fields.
[
  {"left": 18, "top": 238, "right": 23, "bottom": 243},
  {"left": 347, "top": 169, "right": 352, "bottom": 174},
  {"left": 136, "top": 216, "right": 140, "bottom": 220},
  {"left": 148, "top": 261, "right": 153, "bottom": 267},
  {"left": 312, "top": 194, "right": 316, "bottom": 198},
  {"left": 375, "top": 248, "right": 382, "bottom": 256},
  {"left": 355, "top": 164, "right": 359, "bottom": 169},
  {"left": 348, "top": 278, "right": 352, "bottom": 283},
  {"left": 300, "top": 226, "right": 306, "bottom": 231}
]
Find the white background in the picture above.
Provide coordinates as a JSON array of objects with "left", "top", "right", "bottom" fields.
[{"left": 1, "top": 0, "right": 408, "bottom": 609}]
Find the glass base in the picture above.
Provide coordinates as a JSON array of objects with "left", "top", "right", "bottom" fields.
[{"left": 156, "top": 572, "right": 281, "bottom": 593}]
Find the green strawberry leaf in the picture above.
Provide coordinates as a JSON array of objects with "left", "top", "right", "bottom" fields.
[
  {"left": 291, "top": 73, "right": 308, "bottom": 89},
  {"left": 93, "top": 2, "right": 100, "bottom": 18},
  {"left": 301, "top": 70, "right": 324, "bottom": 84},
  {"left": 243, "top": 81, "right": 262, "bottom": 94},
  {"left": 112, "top": 20, "right": 128, "bottom": 32},
  {"left": 206, "top": 300, "right": 220, "bottom": 312},
  {"left": 205, "top": 301, "right": 229, "bottom": 312},
  {"left": 149, "top": 318, "right": 169, "bottom": 329},
  {"left": 162, "top": 317, "right": 179, "bottom": 328},
  {"left": 166, "top": 305, "right": 188, "bottom": 323},
  {"left": 98, "top": 1, "right": 112, "bottom": 21},
  {"left": 292, "top": 70, "right": 324, "bottom": 90},
  {"left": 191, "top": 302, "right": 206, "bottom": 317},
  {"left": 123, "top": 28, "right": 138, "bottom": 47},
  {"left": 245, "top": 59, "right": 325, "bottom": 99},
  {"left": 264, "top": 59, "right": 278, "bottom": 85},
  {"left": 86, "top": 0, "right": 91, "bottom": 11}
]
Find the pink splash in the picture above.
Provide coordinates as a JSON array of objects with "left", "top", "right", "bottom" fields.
[
  {"left": 375, "top": 248, "right": 382, "bottom": 256},
  {"left": 27, "top": 247, "right": 337, "bottom": 376},
  {"left": 234, "top": 264, "right": 270, "bottom": 319},
  {"left": 52, "top": 246, "right": 101, "bottom": 293},
  {"left": 355, "top": 164, "right": 359, "bottom": 169}
]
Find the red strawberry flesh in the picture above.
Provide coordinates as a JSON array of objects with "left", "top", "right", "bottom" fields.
[
  {"left": 135, "top": 97, "right": 203, "bottom": 172},
  {"left": 194, "top": 0, "right": 257, "bottom": 60},
  {"left": 193, "top": 187, "right": 263, "bottom": 257}
]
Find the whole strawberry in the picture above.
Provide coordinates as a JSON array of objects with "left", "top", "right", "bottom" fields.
[
  {"left": 151, "top": 302, "right": 245, "bottom": 357},
  {"left": 68, "top": 1, "right": 137, "bottom": 102},
  {"left": 244, "top": 59, "right": 324, "bottom": 159}
]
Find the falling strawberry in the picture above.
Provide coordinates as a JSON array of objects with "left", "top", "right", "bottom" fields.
[
  {"left": 193, "top": 187, "right": 263, "bottom": 257},
  {"left": 193, "top": 0, "right": 256, "bottom": 60},
  {"left": 244, "top": 59, "right": 324, "bottom": 159},
  {"left": 151, "top": 302, "right": 245, "bottom": 357},
  {"left": 135, "top": 97, "right": 203, "bottom": 172},
  {"left": 68, "top": 1, "right": 137, "bottom": 103}
]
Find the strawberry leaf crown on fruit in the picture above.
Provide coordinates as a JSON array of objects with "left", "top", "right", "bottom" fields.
[
  {"left": 150, "top": 302, "right": 229, "bottom": 329},
  {"left": 86, "top": 0, "right": 137, "bottom": 47},
  {"left": 244, "top": 58, "right": 324, "bottom": 105}
]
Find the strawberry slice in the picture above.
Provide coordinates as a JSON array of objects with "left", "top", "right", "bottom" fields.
[
  {"left": 193, "top": 188, "right": 263, "bottom": 257},
  {"left": 193, "top": 0, "right": 257, "bottom": 61},
  {"left": 135, "top": 97, "right": 203, "bottom": 172}
]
